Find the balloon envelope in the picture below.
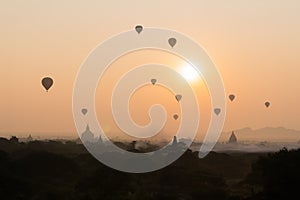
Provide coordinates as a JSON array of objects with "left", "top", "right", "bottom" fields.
[
  {"left": 151, "top": 79, "right": 157, "bottom": 85},
  {"left": 229, "top": 94, "right": 235, "bottom": 102},
  {"left": 81, "top": 108, "right": 88, "bottom": 115},
  {"left": 265, "top": 102, "right": 270, "bottom": 108},
  {"left": 168, "top": 38, "right": 177, "bottom": 48},
  {"left": 214, "top": 108, "right": 221, "bottom": 115},
  {"left": 175, "top": 94, "right": 182, "bottom": 102},
  {"left": 173, "top": 114, "right": 179, "bottom": 120},
  {"left": 41, "top": 77, "right": 53, "bottom": 91},
  {"left": 135, "top": 25, "right": 143, "bottom": 34}
]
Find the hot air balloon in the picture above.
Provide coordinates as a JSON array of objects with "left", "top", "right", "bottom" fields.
[
  {"left": 173, "top": 114, "right": 179, "bottom": 120},
  {"left": 81, "top": 108, "right": 88, "bottom": 115},
  {"left": 175, "top": 94, "right": 182, "bottom": 102},
  {"left": 151, "top": 79, "right": 157, "bottom": 85},
  {"left": 229, "top": 94, "right": 235, "bottom": 102},
  {"left": 214, "top": 108, "right": 221, "bottom": 116},
  {"left": 41, "top": 77, "right": 54, "bottom": 92},
  {"left": 265, "top": 102, "right": 270, "bottom": 108},
  {"left": 135, "top": 25, "right": 143, "bottom": 34},
  {"left": 168, "top": 38, "right": 177, "bottom": 48}
]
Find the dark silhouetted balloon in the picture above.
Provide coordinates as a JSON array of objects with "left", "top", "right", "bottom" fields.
[
  {"left": 175, "top": 94, "right": 182, "bottom": 102},
  {"left": 41, "top": 77, "right": 53, "bottom": 92},
  {"left": 151, "top": 79, "right": 157, "bottom": 85},
  {"left": 168, "top": 38, "right": 177, "bottom": 48},
  {"left": 135, "top": 25, "right": 143, "bottom": 34},
  {"left": 265, "top": 102, "right": 270, "bottom": 108},
  {"left": 173, "top": 114, "right": 179, "bottom": 120},
  {"left": 214, "top": 108, "right": 221, "bottom": 116},
  {"left": 81, "top": 108, "right": 88, "bottom": 115},
  {"left": 229, "top": 94, "right": 235, "bottom": 102}
]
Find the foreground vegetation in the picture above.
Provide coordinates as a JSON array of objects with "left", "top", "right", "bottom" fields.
[{"left": 0, "top": 138, "right": 299, "bottom": 200}]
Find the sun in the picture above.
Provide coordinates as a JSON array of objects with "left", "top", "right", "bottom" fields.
[{"left": 178, "top": 64, "right": 201, "bottom": 83}]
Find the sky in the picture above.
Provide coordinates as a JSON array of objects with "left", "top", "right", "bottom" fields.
[{"left": 1, "top": 0, "right": 300, "bottom": 139}]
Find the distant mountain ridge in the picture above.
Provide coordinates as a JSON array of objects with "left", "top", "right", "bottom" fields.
[{"left": 221, "top": 127, "right": 300, "bottom": 142}]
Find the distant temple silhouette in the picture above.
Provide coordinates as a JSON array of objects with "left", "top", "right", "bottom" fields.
[
  {"left": 168, "top": 135, "right": 187, "bottom": 152},
  {"left": 81, "top": 124, "right": 102, "bottom": 144},
  {"left": 172, "top": 136, "right": 178, "bottom": 146},
  {"left": 81, "top": 125, "right": 95, "bottom": 143},
  {"left": 27, "top": 134, "right": 33, "bottom": 142},
  {"left": 98, "top": 135, "right": 102, "bottom": 143},
  {"left": 18, "top": 134, "right": 33, "bottom": 143},
  {"left": 228, "top": 131, "right": 238, "bottom": 143}
]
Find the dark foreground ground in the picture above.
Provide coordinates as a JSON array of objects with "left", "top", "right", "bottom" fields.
[{"left": 1, "top": 139, "right": 300, "bottom": 200}]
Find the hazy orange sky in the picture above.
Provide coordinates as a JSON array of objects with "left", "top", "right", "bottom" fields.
[{"left": 1, "top": 0, "right": 300, "bottom": 138}]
